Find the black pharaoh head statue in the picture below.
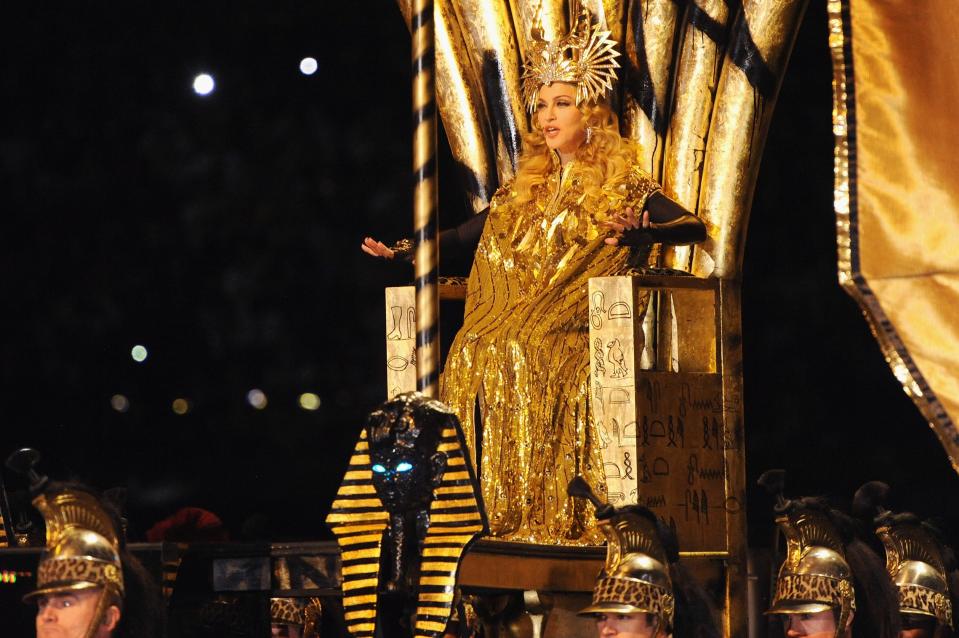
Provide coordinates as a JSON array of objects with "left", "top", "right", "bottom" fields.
[{"left": 365, "top": 392, "right": 451, "bottom": 514}]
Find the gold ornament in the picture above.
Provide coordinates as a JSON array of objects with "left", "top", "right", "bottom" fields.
[{"left": 521, "top": 7, "right": 621, "bottom": 113}]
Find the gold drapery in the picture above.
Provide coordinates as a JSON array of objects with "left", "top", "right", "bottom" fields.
[
  {"left": 441, "top": 159, "right": 659, "bottom": 545},
  {"left": 829, "top": 0, "right": 959, "bottom": 469}
]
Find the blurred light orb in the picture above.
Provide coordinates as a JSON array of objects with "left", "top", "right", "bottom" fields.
[
  {"left": 172, "top": 398, "right": 190, "bottom": 415},
  {"left": 131, "top": 345, "right": 148, "bottom": 362},
  {"left": 193, "top": 73, "right": 215, "bottom": 96},
  {"left": 247, "top": 389, "right": 268, "bottom": 410},
  {"left": 111, "top": 394, "right": 130, "bottom": 413},
  {"left": 299, "top": 392, "right": 321, "bottom": 410},
  {"left": 299, "top": 57, "right": 318, "bottom": 75}
]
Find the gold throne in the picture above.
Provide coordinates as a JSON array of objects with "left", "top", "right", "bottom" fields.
[{"left": 383, "top": 1, "right": 809, "bottom": 636}]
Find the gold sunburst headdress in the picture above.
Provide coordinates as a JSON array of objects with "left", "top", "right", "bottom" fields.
[{"left": 521, "top": 7, "right": 621, "bottom": 113}]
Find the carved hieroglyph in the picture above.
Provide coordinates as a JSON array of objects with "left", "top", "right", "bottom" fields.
[{"left": 385, "top": 286, "right": 417, "bottom": 398}]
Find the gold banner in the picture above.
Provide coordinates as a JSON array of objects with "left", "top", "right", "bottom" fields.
[{"left": 830, "top": 0, "right": 959, "bottom": 470}]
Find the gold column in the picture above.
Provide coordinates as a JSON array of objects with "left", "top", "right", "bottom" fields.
[
  {"left": 412, "top": 0, "right": 440, "bottom": 397},
  {"left": 694, "top": 0, "right": 809, "bottom": 278},
  {"left": 621, "top": 0, "right": 684, "bottom": 179},
  {"left": 661, "top": 0, "right": 731, "bottom": 272}
]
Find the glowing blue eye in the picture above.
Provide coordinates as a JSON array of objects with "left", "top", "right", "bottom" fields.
[
  {"left": 395, "top": 462, "right": 413, "bottom": 472},
  {"left": 371, "top": 464, "right": 387, "bottom": 473}
]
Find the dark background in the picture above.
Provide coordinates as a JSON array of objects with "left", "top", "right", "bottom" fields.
[{"left": 1, "top": 2, "right": 954, "bottom": 547}]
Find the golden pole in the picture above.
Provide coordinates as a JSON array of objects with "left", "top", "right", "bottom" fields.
[{"left": 412, "top": 0, "right": 439, "bottom": 397}]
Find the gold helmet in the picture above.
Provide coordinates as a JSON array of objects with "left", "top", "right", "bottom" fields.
[
  {"left": 24, "top": 487, "right": 124, "bottom": 602},
  {"left": 760, "top": 471, "right": 856, "bottom": 635},
  {"left": 570, "top": 478, "right": 675, "bottom": 631},
  {"left": 877, "top": 516, "right": 954, "bottom": 628},
  {"left": 270, "top": 597, "right": 322, "bottom": 638}
]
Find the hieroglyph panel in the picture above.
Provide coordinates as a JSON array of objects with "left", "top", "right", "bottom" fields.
[
  {"left": 588, "top": 276, "right": 729, "bottom": 552},
  {"left": 385, "top": 286, "right": 417, "bottom": 399},
  {"left": 588, "top": 276, "right": 648, "bottom": 508}
]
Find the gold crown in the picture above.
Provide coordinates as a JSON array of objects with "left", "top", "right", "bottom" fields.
[
  {"left": 876, "top": 517, "right": 953, "bottom": 628},
  {"left": 521, "top": 7, "right": 620, "bottom": 113}
]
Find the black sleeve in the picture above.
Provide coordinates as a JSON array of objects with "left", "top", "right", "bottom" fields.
[
  {"left": 439, "top": 207, "right": 489, "bottom": 261},
  {"left": 619, "top": 192, "right": 707, "bottom": 246}
]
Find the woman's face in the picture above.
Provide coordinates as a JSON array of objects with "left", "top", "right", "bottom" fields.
[
  {"left": 594, "top": 612, "right": 663, "bottom": 638},
  {"left": 536, "top": 82, "right": 586, "bottom": 157}
]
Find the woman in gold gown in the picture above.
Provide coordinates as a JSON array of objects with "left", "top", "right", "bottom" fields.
[{"left": 363, "top": 12, "right": 705, "bottom": 545}]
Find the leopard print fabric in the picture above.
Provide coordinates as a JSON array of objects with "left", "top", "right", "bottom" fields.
[
  {"left": 772, "top": 574, "right": 855, "bottom": 612},
  {"left": 37, "top": 556, "right": 123, "bottom": 593},
  {"left": 591, "top": 577, "right": 674, "bottom": 627},
  {"left": 899, "top": 583, "right": 953, "bottom": 628},
  {"left": 271, "top": 598, "right": 304, "bottom": 625}
]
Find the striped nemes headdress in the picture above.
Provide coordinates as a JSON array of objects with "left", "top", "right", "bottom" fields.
[{"left": 326, "top": 393, "right": 487, "bottom": 638}]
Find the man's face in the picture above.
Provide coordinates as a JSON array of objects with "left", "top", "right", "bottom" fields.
[
  {"left": 271, "top": 623, "right": 303, "bottom": 638},
  {"left": 780, "top": 610, "right": 840, "bottom": 637},
  {"left": 594, "top": 612, "right": 664, "bottom": 638},
  {"left": 35, "top": 589, "right": 119, "bottom": 638}
]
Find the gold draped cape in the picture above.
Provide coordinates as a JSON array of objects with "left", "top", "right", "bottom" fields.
[
  {"left": 830, "top": 0, "right": 959, "bottom": 468},
  {"left": 441, "top": 155, "right": 659, "bottom": 545}
]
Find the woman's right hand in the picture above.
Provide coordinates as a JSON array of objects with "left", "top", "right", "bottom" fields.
[{"left": 361, "top": 237, "right": 395, "bottom": 259}]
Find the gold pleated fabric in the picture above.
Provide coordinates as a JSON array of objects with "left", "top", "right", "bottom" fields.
[
  {"left": 441, "top": 157, "right": 659, "bottom": 545},
  {"left": 830, "top": 0, "right": 959, "bottom": 469}
]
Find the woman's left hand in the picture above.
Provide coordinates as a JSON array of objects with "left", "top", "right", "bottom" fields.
[{"left": 602, "top": 207, "right": 650, "bottom": 245}]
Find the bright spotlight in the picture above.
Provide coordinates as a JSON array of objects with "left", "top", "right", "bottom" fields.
[
  {"left": 299, "top": 392, "right": 321, "bottom": 410},
  {"left": 299, "top": 57, "right": 318, "bottom": 75},
  {"left": 111, "top": 394, "right": 130, "bottom": 413},
  {"left": 172, "top": 398, "right": 191, "bottom": 415},
  {"left": 193, "top": 73, "right": 215, "bottom": 96},
  {"left": 246, "top": 389, "right": 268, "bottom": 410},
  {"left": 131, "top": 345, "right": 148, "bottom": 363}
]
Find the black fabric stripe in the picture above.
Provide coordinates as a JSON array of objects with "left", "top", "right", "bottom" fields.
[
  {"left": 343, "top": 603, "right": 376, "bottom": 614},
  {"left": 342, "top": 586, "right": 377, "bottom": 598},
  {"left": 428, "top": 505, "right": 481, "bottom": 514},
  {"left": 727, "top": 15, "right": 775, "bottom": 98},
  {"left": 330, "top": 506, "right": 388, "bottom": 515},
  {"left": 688, "top": 3, "right": 726, "bottom": 46},
  {"left": 433, "top": 492, "right": 473, "bottom": 501},
  {"left": 332, "top": 492, "right": 379, "bottom": 501},
  {"left": 624, "top": 0, "right": 669, "bottom": 136},
  {"left": 416, "top": 584, "right": 457, "bottom": 594},
  {"left": 426, "top": 520, "right": 483, "bottom": 529},
  {"left": 341, "top": 557, "right": 382, "bottom": 568},
  {"left": 411, "top": 5, "right": 432, "bottom": 31},
  {"left": 414, "top": 154, "right": 438, "bottom": 183},
  {"left": 480, "top": 52, "right": 520, "bottom": 169},
  {"left": 411, "top": 47, "right": 436, "bottom": 77}
]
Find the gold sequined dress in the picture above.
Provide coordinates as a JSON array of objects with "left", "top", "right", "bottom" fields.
[{"left": 441, "top": 156, "right": 659, "bottom": 545}]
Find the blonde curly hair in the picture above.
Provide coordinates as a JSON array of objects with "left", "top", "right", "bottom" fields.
[{"left": 513, "top": 98, "right": 638, "bottom": 212}]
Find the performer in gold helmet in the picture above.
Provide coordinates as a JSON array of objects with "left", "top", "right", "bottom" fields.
[
  {"left": 363, "top": 7, "right": 705, "bottom": 546},
  {"left": 25, "top": 485, "right": 126, "bottom": 638},
  {"left": 853, "top": 481, "right": 958, "bottom": 638},
  {"left": 8, "top": 449, "right": 164, "bottom": 638},
  {"left": 270, "top": 597, "right": 322, "bottom": 638},
  {"left": 760, "top": 471, "right": 900, "bottom": 638},
  {"left": 570, "top": 477, "right": 719, "bottom": 638}
]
